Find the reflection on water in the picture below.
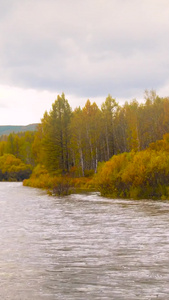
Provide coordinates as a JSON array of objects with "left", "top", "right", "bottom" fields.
[{"left": 0, "top": 182, "right": 169, "bottom": 299}]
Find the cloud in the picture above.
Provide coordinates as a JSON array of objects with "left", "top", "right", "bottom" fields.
[
  {"left": 0, "top": 85, "right": 57, "bottom": 124},
  {"left": 0, "top": 0, "right": 169, "bottom": 106}
]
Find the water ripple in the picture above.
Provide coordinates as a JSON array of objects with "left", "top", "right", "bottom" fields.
[{"left": 0, "top": 182, "right": 168, "bottom": 299}]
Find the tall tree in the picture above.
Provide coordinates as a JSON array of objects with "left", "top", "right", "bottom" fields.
[
  {"left": 41, "top": 93, "right": 72, "bottom": 174},
  {"left": 82, "top": 100, "right": 102, "bottom": 172},
  {"left": 101, "top": 94, "right": 119, "bottom": 159},
  {"left": 70, "top": 107, "right": 86, "bottom": 176},
  {"left": 124, "top": 100, "right": 140, "bottom": 152}
]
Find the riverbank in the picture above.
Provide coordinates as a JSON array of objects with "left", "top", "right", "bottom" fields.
[
  {"left": 23, "top": 134, "right": 169, "bottom": 200},
  {"left": 23, "top": 164, "right": 94, "bottom": 196}
]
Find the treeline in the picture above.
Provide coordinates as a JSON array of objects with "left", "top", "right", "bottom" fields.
[
  {"left": 30, "top": 90, "right": 169, "bottom": 177},
  {"left": 0, "top": 154, "right": 32, "bottom": 181},
  {"left": 0, "top": 131, "right": 35, "bottom": 181},
  {"left": 1, "top": 90, "right": 169, "bottom": 190},
  {"left": 0, "top": 131, "right": 36, "bottom": 165}
]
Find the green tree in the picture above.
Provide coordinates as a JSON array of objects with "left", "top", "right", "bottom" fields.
[{"left": 41, "top": 93, "right": 72, "bottom": 174}]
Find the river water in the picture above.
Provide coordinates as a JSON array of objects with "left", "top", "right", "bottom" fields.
[{"left": 0, "top": 182, "right": 169, "bottom": 299}]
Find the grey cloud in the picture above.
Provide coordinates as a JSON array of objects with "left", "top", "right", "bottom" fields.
[{"left": 0, "top": 0, "right": 169, "bottom": 99}]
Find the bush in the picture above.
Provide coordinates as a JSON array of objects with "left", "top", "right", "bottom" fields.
[{"left": 94, "top": 143, "right": 169, "bottom": 199}]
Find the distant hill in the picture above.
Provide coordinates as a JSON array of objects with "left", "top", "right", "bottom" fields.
[{"left": 0, "top": 124, "right": 38, "bottom": 136}]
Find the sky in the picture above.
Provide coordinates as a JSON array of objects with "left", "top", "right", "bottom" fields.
[{"left": 0, "top": 0, "right": 169, "bottom": 125}]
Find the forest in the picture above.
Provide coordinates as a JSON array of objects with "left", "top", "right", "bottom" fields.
[{"left": 1, "top": 90, "right": 169, "bottom": 199}]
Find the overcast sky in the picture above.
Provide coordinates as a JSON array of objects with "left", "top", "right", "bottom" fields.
[{"left": 0, "top": 0, "right": 169, "bottom": 124}]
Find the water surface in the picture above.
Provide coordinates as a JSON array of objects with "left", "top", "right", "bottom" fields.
[{"left": 0, "top": 182, "right": 169, "bottom": 299}]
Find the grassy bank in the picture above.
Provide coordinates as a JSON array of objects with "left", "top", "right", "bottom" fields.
[
  {"left": 23, "top": 134, "right": 169, "bottom": 200},
  {"left": 23, "top": 164, "right": 94, "bottom": 195}
]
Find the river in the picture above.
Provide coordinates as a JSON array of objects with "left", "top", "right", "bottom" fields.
[{"left": 0, "top": 182, "right": 169, "bottom": 299}]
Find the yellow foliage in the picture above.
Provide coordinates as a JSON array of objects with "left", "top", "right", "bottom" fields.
[
  {"left": 94, "top": 135, "right": 169, "bottom": 199},
  {"left": 23, "top": 163, "right": 93, "bottom": 193},
  {"left": 0, "top": 154, "right": 32, "bottom": 181}
]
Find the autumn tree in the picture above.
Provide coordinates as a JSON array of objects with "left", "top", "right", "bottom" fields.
[
  {"left": 82, "top": 100, "right": 102, "bottom": 172},
  {"left": 123, "top": 100, "right": 140, "bottom": 151},
  {"left": 70, "top": 107, "right": 86, "bottom": 176},
  {"left": 0, "top": 154, "right": 32, "bottom": 181},
  {"left": 70, "top": 100, "right": 103, "bottom": 175},
  {"left": 101, "top": 95, "right": 119, "bottom": 159},
  {"left": 32, "top": 124, "right": 44, "bottom": 164}
]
